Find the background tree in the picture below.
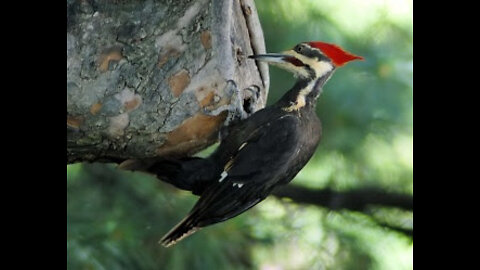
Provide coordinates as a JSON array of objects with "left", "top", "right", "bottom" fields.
[{"left": 67, "top": 0, "right": 413, "bottom": 269}]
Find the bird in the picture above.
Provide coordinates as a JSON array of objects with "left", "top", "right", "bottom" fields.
[{"left": 151, "top": 41, "right": 363, "bottom": 247}]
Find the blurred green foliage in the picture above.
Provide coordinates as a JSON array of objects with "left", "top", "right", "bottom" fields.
[{"left": 67, "top": 0, "right": 412, "bottom": 269}]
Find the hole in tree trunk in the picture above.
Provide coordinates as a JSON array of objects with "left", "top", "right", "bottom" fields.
[{"left": 243, "top": 96, "right": 253, "bottom": 114}]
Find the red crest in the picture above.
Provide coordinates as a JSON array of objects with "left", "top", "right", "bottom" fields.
[{"left": 307, "top": 41, "right": 364, "bottom": 66}]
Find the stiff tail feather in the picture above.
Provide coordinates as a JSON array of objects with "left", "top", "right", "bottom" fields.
[
  {"left": 160, "top": 213, "right": 201, "bottom": 247},
  {"left": 117, "top": 158, "right": 157, "bottom": 172}
]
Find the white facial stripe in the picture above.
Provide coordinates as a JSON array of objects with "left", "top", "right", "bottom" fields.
[
  {"left": 283, "top": 80, "right": 317, "bottom": 112},
  {"left": 285, "top": 50, "right": 333, "bottom": 78},
  {"left": 309, "top": 60, "right": 334, "bottom": 78},
  {"left": 270, "top": 60, "right": 310, "bottom": 78}
]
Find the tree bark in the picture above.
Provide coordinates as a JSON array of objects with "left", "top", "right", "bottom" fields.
[{"left": 67, "top": 0, "right": 269, "bottom": 163}]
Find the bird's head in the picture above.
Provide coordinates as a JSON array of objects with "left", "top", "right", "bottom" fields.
[{"left": 249, "top": 41, "right": 363, "bottom": 80}]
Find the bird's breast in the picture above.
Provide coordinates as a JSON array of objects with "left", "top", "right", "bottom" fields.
[{"left": 282, "top": 113, "right": 321, "bottom": 183}]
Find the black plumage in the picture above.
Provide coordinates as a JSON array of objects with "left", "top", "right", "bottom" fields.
[{"left": 150, "top": 41, "right": 363, "bottom": 246}]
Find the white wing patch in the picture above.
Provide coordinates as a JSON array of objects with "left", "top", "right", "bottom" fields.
[
  {"left": 219, "top": 171, "right": 228, "bottom": 182},
  {"left": 238, "top": 142, "right": 247, "bottom": 151},
  {"left": 232, "top": 183, "right": 244, "bottom": 188}
]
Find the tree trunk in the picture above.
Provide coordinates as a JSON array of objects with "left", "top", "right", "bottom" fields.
[{"left": 67, "top": 0, "right": 269, "bottom": 163}]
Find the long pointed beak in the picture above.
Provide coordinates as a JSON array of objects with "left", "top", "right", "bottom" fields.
[
  {"left": 248, "top": 53, "right": 290, "bottom": 63},
  {"left": 248, "top": 53, "right": 304, "bottom": 67}
]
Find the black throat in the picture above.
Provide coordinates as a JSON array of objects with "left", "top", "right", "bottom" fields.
[{"left": 276, "top": 69, "right": 335, "bottom": 109}]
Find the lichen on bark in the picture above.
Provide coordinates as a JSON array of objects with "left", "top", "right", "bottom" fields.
[{"left": 67, "top": 0, "right": 268, "bottom": 163}]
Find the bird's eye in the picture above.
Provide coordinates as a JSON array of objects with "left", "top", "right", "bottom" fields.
[{"left": 295, "top": 45, "right": 303, "bottom": 53}]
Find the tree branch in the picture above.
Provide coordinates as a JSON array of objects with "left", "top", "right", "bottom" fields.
[
  {"left": 375, "top": 221, "right": 413, "bottom": 238},
  {"left": 272, "top": 185, "right": 412, "bottom": 212}
]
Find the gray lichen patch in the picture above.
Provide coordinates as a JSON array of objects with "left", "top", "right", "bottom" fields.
[
  {"left": 108, "top": 113, "right": 129, "bottom": 138},
  {"left": 158, "top": 48, "right": 182, "bottom": 68},
  {"left": 114, "top": 88, "right": 143, "bottom": 112},
  {"left": 155, "top": 30, "right": 187, "bottom": 56},
  {"left": 154, "top": 0, "right": 207, "bottom": 57},
  {"left": 67, "top": 0, "right": 268, "bottom": 163},
  {"left": 177, "top": 0, "right": 204, "bottom": 29},
  {"left": 159, "top": 92, "right": 200, "bottom": 133}
]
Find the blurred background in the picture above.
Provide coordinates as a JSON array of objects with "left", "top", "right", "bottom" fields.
[{"left": 67, "top": 0, "right": 412, "bottom": 269}]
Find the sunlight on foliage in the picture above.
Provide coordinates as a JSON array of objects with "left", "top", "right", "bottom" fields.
[
  {"left": 253, "top": 0, "right": 413, "bottom": 268},
  {"left": 67, "top": 0, "right": 412, "bottom": 269}
]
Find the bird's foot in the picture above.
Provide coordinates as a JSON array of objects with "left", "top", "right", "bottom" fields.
[
  {"left": 202, "top": 80, "right": 260, "bottom": 126},
  {"left": 202, "top": 80, "right": 244, "bottom": 120},
  {"left": 202, "top": 80, "right": 261, "bottom": 140}
]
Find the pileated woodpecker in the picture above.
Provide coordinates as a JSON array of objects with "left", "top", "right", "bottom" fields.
[{"left": 153, "top": 41, "right": 363, "bottom": 247}]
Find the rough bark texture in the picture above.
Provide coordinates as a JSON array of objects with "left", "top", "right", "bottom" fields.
[{"left": 67, "top": 0, "right": 269, "bottom": 163}]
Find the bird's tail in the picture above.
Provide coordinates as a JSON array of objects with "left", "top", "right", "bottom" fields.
[
  {"left": 120, "top": 157, "right": 209, "bottom": 191},
  {"left": 160, "top": 212, "right": 201, "bottom": 247},
  {"left": 117, "top": 158, "right": 158, "bottom": 172},
  {"left": 148, "top": 159, "right": 183, "bottom": 182}
]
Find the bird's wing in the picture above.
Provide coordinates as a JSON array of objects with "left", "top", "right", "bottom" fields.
[
  {"left": 225, "top": 115, "right": 301, "bottom": 184},
  {"left": 191, "top": 114, "right": 302, "bottom": 224},
  {"left": 160, "top": 115, "right": 303, "bottom": 246}
]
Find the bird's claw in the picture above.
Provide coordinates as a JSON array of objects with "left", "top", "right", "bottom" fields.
[
  {"left": 202, "top": 80, "right": 260, "bottom": 124},
  {"left": 201, "top": 80, "right": 261, "bottom": 140}
]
